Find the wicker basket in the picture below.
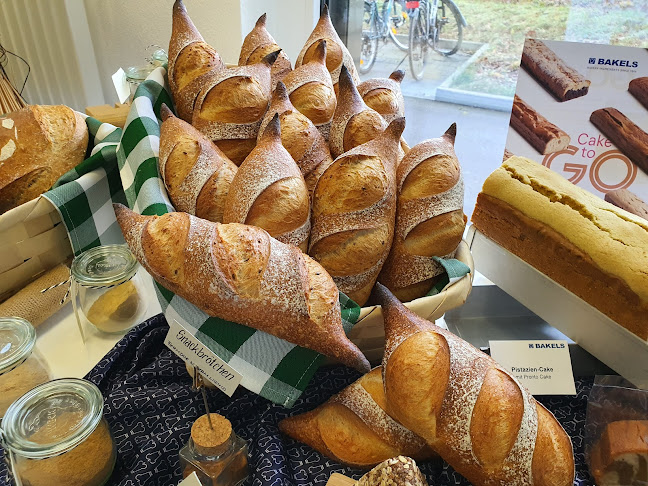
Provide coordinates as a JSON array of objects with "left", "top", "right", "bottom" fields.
[{"left": 0, "top": 196, "right": 72, "bottom": 302}]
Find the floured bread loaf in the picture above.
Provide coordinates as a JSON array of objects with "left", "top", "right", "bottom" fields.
[{"left": 358, "top": 70, "right": 405, "bottom": 125}]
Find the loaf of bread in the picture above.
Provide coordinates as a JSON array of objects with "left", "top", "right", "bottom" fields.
[
  {"left": 511, "top": 95, "right": 571, "bottom": 155},
  {"left": 223, "top": 114, "right": 310, "bottom": 251},
  {"left": 374, "top": 282, "right": 575, "bottom": 486},
  {"left": 295, "top": 5, "right": 360, "bottom": 95},
  {"left": 358, "top": 70, "right": 405, "bottom": 125},
  {"left": 521, "top": 38, "right": 590, "bottom": 102},
  {"left": 114, "top": 204, "right": 370, "bottom": 372},
  {"left": 0, "top": 105, "right": 88, "bottom": 214},
  {"left": 629, "top": 77, "right": 648, "bottom": 110},
  {"left": 168, "top": 0, "right": 224, "bottom": 122},
  {"left": 282, "top": 40, "right": 336, "bottom": 140},
  {"left": 358, "top": 456, "right": 428, "bottom": 486},
  {"left": 472, "top": 156, "right": 648, "bottom": 340},
  {"left": 378, "top": 124, "right": 465, "bottom": 301},
  {"left": 257, "top": 81, "right": 333, "bottom": 199},
  {"left": 589, "top": 420, "right": 648, "bottom": 485},
  {"left": 158, "top": 104, "right": 237, "bottom": 223},
  {"left": 309, "top": 118, "right": 405, "bottom": 306},
  {"left": 192, "top": 51, "right": 280, "bottom": 165},
  {"left": 604, "top": 189, "right": 648, "bottom": 221},
  {"left": 279, "top": 368, "right": 435, "bottom": 468},
  {"left": 329, "top": 65, "right": 387, "bottom": 159},
  {"left": 239, "top": 13, "right": 292, "bottom": 89},
  {"left": 590, "top": 107, "right": 648, "bottom": 175}
]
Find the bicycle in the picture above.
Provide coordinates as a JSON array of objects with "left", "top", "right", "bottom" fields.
[
  {"left": 408, "top": 0, "right": 467, "bottom": 80},
  {"left": 360, "top": 0, "right": 410, "bottom": 74}
]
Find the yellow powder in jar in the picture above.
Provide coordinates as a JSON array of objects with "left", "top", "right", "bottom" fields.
[
  {"left": 16, "top": 417, "right": 116, "bottom": 486},
  {"left": 0, "top": 355, "right": 51, "bottom": 417},
  {"left": 85, "top": 281, "right": 141, "bottom": 333}
]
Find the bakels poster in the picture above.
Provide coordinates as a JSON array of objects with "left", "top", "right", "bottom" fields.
[{"left": 505, "top": 39, "right": 648, "bottom": 202}]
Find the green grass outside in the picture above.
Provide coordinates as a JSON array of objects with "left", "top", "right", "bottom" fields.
[{"left": 450, "top": 0, "right": 648, "bottom": 96}]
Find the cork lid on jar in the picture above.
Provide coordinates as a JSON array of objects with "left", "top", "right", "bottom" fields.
[{"left": 191, "top": 413, "right": 233, "bottom": 456}]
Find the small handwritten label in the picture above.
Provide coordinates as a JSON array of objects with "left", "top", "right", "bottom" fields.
[
  {"left": 165, "top": 320, "right": 242, "bottom": 396},
  {"left": 178, "top": 472, "right": 202, "bottom": 486},
  {"left": 489, "top": 340, "right": 576, "bottom": 395},
  {"left": 111, "top": 68, "right": 130, "bottom": 104}
]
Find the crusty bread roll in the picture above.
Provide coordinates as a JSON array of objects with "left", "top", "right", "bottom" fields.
[
  {"left": 192, "top": 51, "right": 280, "bottom": 165},
  {"left": 239, "top": 13, "right": 292, "bottom": 89},
  {"left": 379, "top": 124, "right": 465, "bottom": 301},
  {"left": 329, "top": 65, "right": 387, "bottom": 159},
  {"left": 296, "top": 5, "right": 360, "bottom": 95},
  {"left": 374, "top": 283, "right": 575, "bottom": 486},
  {"left": 0, "top": 105, "right": 88, "bottom": 214},
  {"left": 279, "top": 368, "right": 435, "bottom": 468},
  {"left": 589, "top": 420, "right": 648, "bottom": 485},
  {"left": 223, "top": 114, "right": 310, "bottom": 251},
  {"left": 168, "top": 0, "right": 224, "bottom": 122},
  {"left": 158, "top": 104, "right": 237, "bottom": 223},
  {"left": 309, "top": 118, "right": 405, "bottom": 306},
  {"left": 114, "top": 204, "right": 370, "bottom": 373},
  {"left": 358, "top": 70, "right": 405, "bottom": 125},
  {"left": 358, "top": 456, "right": 428, "bottom": 486},
  {"left": 282, "top": 40, "right": 336, "bottom": 141},
  {"left": 257, "top": 81, "right": 333, "bottom": 199}
]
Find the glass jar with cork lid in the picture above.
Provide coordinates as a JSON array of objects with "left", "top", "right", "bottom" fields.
[
  {"left": 70, "top": 244, "right": 148, "bottom": 335},
  {"left": 1, "top": 378, "right": 116, "bottom": 486},
  {"left": 0, "top": 316, "right": 52, "bottom": 418},
  {"left": 179, "top": 413, "right": 249, "bottom": 485}
]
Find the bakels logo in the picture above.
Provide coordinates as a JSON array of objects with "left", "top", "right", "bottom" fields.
[{"left": 588, "top": 57, "right": 638, "bottom": 68}]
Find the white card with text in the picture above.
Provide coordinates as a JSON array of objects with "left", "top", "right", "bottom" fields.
[
  {"left": 165, "top": 320, "right": 242, "bottom": 396},
  {"left": 178, "top": 472, "right": 202, "bottom": 486},
  {"left": 489, "top": 340, "right": 576, "bottom": 395}
]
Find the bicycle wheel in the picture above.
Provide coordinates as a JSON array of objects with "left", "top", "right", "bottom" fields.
[
  {"left": 386, "top": 0, "right": 409, "bottom": 52},
  {"left": 360, "top": 1, "right": 379, "bottom": 73},
  {"left": 408, "top": 4, "right": 429, "bottom": 80},
  {"left": 433, "top": 0, "right": 462, "bottom": 56}
]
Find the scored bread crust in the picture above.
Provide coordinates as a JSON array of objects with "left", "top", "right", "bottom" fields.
[
  {"left": 0, "top": 105, "right": 88, "bottom": 214},
  {"left": 158, "top": 105, "right": 237, "bottom": 222},
  {"left": 114, "top": 204, "right": 370, "bottom": 372},
  {"left": 472, "top": 156, "right": 648, "bottom": 340},
  {"left": 223, "top": 115, "right": 310, "bottom": 251},
  {"left": 357, "top": 70, "right": 405, "bottom": 125},
  {"left": 375, "top": 283, "right": 574, "bottom": 486},
  {"left": 379, "top": 124, "right": 465, "bottom": 300},
  {"left": 279, "top": 368, "right": 434, "bottom": 468},
  {"left": 239, "top": 13, "right": 292, "bottom": 88},
  {"left": 309, "top": 118, "right": 405, "bottom": 306}
]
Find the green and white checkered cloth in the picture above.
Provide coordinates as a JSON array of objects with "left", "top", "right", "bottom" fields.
[{"left": 43, "top": 67, "right": 360, "bottom": 407}]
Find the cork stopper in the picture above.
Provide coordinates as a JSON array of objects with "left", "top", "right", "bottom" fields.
[{"left": 191, "top": 414, "right": 233, "bottom": 456}]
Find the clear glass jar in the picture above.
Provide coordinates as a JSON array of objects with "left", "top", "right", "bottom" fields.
[
  {"left": 125, "top": 65, "right": 153, "bottom": 103},
  {"left": 179, "top": 413, "right": 249, "bottom": 486},
  {"left": 70, "top": 245, "right": 148, "bottom": 335},
  {"left": 1, "top": 378, "right": 116, "bottom": 486},
  {"left": 0, "top": 317, "right": 52, "bottom": 418}
]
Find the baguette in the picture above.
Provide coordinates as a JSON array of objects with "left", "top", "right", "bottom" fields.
[
  {"left": 114, "top": 204, "right": 369, "bottom": 373},
  {"left": 158, "top": 104, "right": 237, "bottom": 223},
  {"left": 629, "top": 77, "right": 648, "bottom": 110},
  {"left": 192, "top": 51, "right": 280, "bottom": 165},
  {"left": 358, "top": 456, "right": 428, "bottom": 486},
  {"left": 279, "top": 368, "right": 435, "bottom": 468},
  {"left": 223, "top": 114, "right": 310, "bottom": 251},
  {"left": 374, "top": 282, "right": 575, "bottom": 486},
  {"left": 378, "top": 124, "right": 465, "bottom": 301},
  {"left": 309, "top": 118, "right": 405, "bottom": 306},
  {"left": 357, "top": 70, "right": 405, "bottom": 125},
  {"left": 590, "top": 107, "right": 648, "bottom": 175},
  {"left": 257, "top": 81, "right": 333, "bottom": 199},
  {"left": 511, "top": 95, "right": 570, "bottom": 155},
  {"left": 239, "top": 13, "right": 292, "bottom": 89},
  {"left": 521, "top": 38, "right": 590, "bottom": 102},
  {"left": 0, "top": 105, "right": 88, "bottom": 214},
  {"left": 589, "top": 420, "right": 648, "bottom": 485},
  {"left": 329, "top": 65, "right": 387, "bottom": 159},
  {"left": 282, "top": 40, "right": 337, "bottom": 141},
  {"left": 168, "top": 0, "right": 224, "bottom": 122},
  {"left": 295, "top": 5, "right": 360, "bottom": 96}
]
